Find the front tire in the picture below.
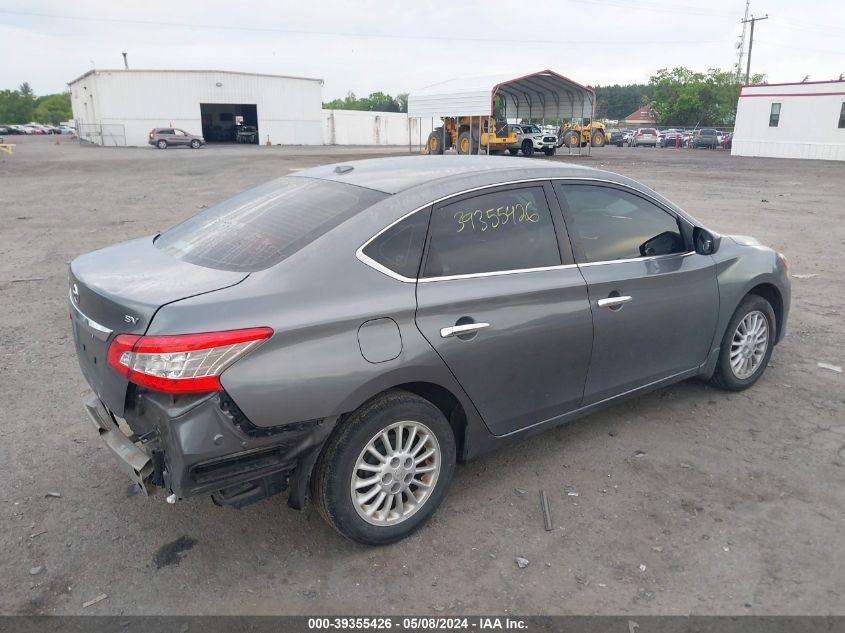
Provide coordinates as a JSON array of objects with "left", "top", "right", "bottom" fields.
[
  {"left": 507, "top": 148, "right": 519, "bottom": 155},
  {"left": 521, "top": 140, "right": 534, "bottom": 157},
  {"left": 426, "top": 130, "right": 445, "bottom": 155},
  {"left": 563, "top": 131, "right": 580, "bottom": 149},
  {"left": 710, "top": 295, "right": 776, "bottom": 391},
  {"left": 590, "top": 130, "right": 605, "bottom": 147},
  {"left": 311, "top": 390, "right": 456, "bottom": 545}
]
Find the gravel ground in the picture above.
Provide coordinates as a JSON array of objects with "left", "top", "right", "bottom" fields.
[{"left": 1, "top": 136, "right": 843, "bottom": 616}]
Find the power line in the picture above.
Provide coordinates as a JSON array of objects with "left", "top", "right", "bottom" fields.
[
  {"left": 0, "top": 8, "right": 727, "bottom": 46},
  {"left": 571, "top": 0, "right": 735, "bottom": 18}
]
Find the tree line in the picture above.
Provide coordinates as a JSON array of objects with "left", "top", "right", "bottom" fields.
[
  {"left": 323, "top": 91, "right": 409, "bottom": 113},
  {"left": 0, "top": 82, "right": 73, "bottom": 124}
]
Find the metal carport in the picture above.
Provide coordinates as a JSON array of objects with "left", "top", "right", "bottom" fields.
[{"left": 407, "top": 69, "right": 597, "bottom": 155}]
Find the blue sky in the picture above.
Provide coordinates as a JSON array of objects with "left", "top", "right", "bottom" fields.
[{"left": 1, "top": 0, "right": 843, "bottom": 98}]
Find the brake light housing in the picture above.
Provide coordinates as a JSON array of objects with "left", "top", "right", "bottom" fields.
[{"left": 107, "top": 328, "right": 273, "bottom": 394}]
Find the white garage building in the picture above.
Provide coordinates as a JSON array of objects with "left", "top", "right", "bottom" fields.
[
  {"left": 68, "top": 69, "right": 323, "bottom": 147},
  {"left": 732, "top": 80, "right": 845, "bottom": 161}
]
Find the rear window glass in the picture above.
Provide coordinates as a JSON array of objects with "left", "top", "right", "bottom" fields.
[{"left": 155, "top": 177, "right": 387, "bottom": 272}]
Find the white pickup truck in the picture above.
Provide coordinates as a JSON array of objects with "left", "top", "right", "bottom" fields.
[{"left": 507, "top": 124, "right": 557, "bottom": 157}]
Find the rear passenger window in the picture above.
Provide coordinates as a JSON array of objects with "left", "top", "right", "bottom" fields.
[
  {"left": 556, "top": 184, "right": 685, "bottom": 263},
  {"left": 422, "top": 186, "right": 561, "bottom": 278},
  {"left": 362, "top": 208, "right": 431, "bottom": 279}
]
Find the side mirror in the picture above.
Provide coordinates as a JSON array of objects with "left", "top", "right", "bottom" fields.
[{"left": 693, "top": 227, "right": 721, "bottom": 255}]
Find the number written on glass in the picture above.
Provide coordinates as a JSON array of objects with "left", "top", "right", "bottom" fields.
[{"left": 454, "top": 202, "right": 540, "bottom": 233}]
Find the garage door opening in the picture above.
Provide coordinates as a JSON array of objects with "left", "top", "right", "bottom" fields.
[{"left": 200, "top": 103, "right": 258, "bottom": 144}]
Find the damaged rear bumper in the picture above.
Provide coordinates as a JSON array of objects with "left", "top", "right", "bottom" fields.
[
  {"left": 84, "top": 392, "right": 156, "bottom": 494},
  {"left": 81, "top": 389, "right": 336, "bottom": 509}
]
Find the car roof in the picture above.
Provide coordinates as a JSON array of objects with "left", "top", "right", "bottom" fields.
[{"left": 296, "top": 155, "right": 610, "bottom": 195}]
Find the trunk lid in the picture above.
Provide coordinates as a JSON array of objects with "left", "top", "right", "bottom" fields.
[{"left": 69, "top": 236, "right": 248, "bottom": 415}]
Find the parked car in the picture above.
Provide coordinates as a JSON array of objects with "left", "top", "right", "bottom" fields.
[
  {"left": 148, "top": 128, "right": 206, "bottom": 149},
  {"left": 8, "top": 125, "right": 28, "bottom": 134},
  {"left": 660, "top": 129, "right": 684, "bottom": 147},
  {"left": 693, "top": 128, "right": 720, "bottom": 149},
  {"left": 0, "top": 125, "right": 11, "bottom": 136},
  {"left": 507, "top": 124, "right": 556, "bottom": 156},
  {"left": 616, "top": 129, "right": 635, "bottom": 147},
  {"left": 607, "top": 129, "right": 626, "bottom": 145},
  {"left": 70, "top": 156, "right": 790, "bottom": 545},
  {"left": 56, "top": 125, "right": 76, "bottom": 135},
  {"left": 631, "top": 128, "right": 659, "bottom": 147}
]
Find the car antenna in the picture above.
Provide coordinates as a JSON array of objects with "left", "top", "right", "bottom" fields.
[{"left": 334, "top": 165, "right": 354, "bottom": 174}]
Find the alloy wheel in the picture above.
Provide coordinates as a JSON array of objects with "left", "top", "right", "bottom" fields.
[
  {"left": 730, "top": 310, "right": 769, "bottom": 379},
  {"left": 350, "top": 420, "right": 441, "bottom": 526}
]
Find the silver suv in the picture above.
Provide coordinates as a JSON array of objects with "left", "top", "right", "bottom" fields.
[
  {"left": 148, "top": 127, "right": 206, "bottom": 149},
  {"left": 507, "top": 124, "right": 557, "bottom": 157}
]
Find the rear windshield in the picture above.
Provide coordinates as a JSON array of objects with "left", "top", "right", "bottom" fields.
[{"left": 155, "top": 176, "right": 387, "bottom": 272}]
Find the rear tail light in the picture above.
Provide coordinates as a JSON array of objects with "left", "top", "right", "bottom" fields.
[{"left": 107, "top": 328, "right": 273, "bottom": 394}]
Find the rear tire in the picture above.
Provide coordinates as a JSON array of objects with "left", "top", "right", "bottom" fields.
[
  {"left": 156, "top": 140, "right": 167, "bottom": 149},
  {"left": 710, "top": 295, "right": 776, "bottom": 391},
  {"left": 590, "top": 130, "right": 605, "bottom": 147},
  {"left": 457, "top": 131, "right": 473, "bottom": 155},
  {"left": 507, "top": 148, "right": 519, "bottom": 156},
  {"left": 311, "top": 390, "right": 456, "bottom": 545}
]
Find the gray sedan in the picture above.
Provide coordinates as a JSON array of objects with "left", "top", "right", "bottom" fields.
[{"left": 69, "top": 156, "right": 790, "bottom": 545}]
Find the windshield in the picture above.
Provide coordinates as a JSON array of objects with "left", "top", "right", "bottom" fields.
[
  {"left": 155, "top": 177, "right": 387, "bottom": 272},
  {"left": 522, "top": 126, "right": 540, "bottom": 133}
]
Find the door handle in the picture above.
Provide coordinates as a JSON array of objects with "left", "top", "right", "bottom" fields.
[
  {"left": 597, "top": 295, "right": 632, "bottom": 308},
  {"left": 440, "top": 322, "right": 490, "bottom": 338}
]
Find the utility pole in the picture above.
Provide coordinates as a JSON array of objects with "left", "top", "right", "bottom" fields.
[
  {"left": 735, "top": 0, "right": 751, "bottom": 82},
  {"left": 741, "top": 14, "right": 768, "bottom": 85}
]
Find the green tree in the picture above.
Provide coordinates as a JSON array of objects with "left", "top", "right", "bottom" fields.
[
  {"left": 323, "top": 90, "right": 407, "bottom": 113},
  {"left": 592, "top": 84, "right": 654, "bottom": 120},
  {"left": 0, "top": 89, "right": 33, "bottom": 123},
  {"left": 34, "top": 92, "right": 72, "bottom": 124},
  {"left": 648, "top": 67, "right": 766, "bottom": 126}
]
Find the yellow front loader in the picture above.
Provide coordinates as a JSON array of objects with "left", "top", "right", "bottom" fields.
[
  {"left": 424, "top": 116, "right": 517, "bottom": 155},
  {"left": 559, "top": 119, "right": 610, "bottom": 149}
]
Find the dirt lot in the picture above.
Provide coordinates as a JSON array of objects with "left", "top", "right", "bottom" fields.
[{"left": 1, "top": 136, "right": 843, "bottom": 616}]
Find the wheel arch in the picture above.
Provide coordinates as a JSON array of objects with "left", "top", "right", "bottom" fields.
[
  {"left": 746, "top": 282, "right": 784, "bottom": 342},
  {"left": 393, "top": 382, "right": 468, "bottom": 461},
  {"left": 293, "top": 380, "right": 472, "bottom": 511}
]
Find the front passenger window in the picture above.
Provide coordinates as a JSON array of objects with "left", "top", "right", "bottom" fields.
[{"left": 555, "top": 184, "right": 685, "bottom": 263}]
